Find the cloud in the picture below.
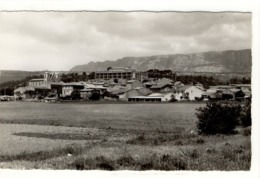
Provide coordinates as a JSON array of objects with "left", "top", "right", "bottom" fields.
[{"left": 0, "top": 12, "right": 251, "bottom": 71}]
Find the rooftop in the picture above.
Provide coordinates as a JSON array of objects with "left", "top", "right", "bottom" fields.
[
  {"left": 30, "top": 78, "right": 45, "bottom": 81},
  {"left": 128, "top": 96, "right": 163, "bottom": 99},
  {"left": 64, "top": 82, "right": 84, "bottom": 86},
  {"left": 96, "top": 67, "right": 136, "bottom": 73}
]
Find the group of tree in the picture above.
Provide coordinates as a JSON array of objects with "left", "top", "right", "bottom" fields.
[
  {"left": 196, "top": 101, "right": 251, "bottom": 135},
  {"left": 60, "top": 72, "right": 95, "bottom": 83},
  {"left": 175, "top": 75, "right": 250, "bottom": 89},
  {"left": 147, "top": 69, "right": 176, "bottom": 80},
  {"left": 227, "top": 77, "right": 251, "bottom": 85}
]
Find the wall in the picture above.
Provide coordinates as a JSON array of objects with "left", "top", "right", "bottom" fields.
[{"left": 185, "top": 86, "right": 204, "bottom": 100}]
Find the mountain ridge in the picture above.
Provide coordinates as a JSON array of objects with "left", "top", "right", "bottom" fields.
[{"left": 70, "top": 49, "right": 251, "bottom": 73}]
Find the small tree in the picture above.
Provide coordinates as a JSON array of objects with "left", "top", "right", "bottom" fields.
[
  {"left": 89, "top": 92, "right": 100, "bottom": 100},
  {"left": 196, "top": 102, "right": 242, "bottom": 135}
]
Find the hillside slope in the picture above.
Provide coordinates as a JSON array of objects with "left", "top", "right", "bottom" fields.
[
  {"left": 70, "top": 49, "right": 251, "bottom": 73},
  {"left": 0, "top": 70, "right": 45, "bottom": 84}
]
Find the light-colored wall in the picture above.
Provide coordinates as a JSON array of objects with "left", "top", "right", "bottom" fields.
[
  {"left": 162, "top": 93, "right": 173, "bottom": 102},
  {"left": 29, "top": 81, "right": 44, "bottom": 86},
  {"left": 184, "top": 86, "right": 204, "bottom": 100},
  {"left": 28, "top": 81, "right": 51, "bottom": 89},
  {"left": 173, "top": 93, "right": 183, "bottom": 100},
  {"left": 119, "top": 89, "right": 140, "bottom": 101},
  {"left": 62, "top": 86, "right": 73, "bottom": 96}
]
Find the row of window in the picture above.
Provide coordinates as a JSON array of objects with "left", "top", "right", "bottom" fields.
[
  {"left": 62, "top": 89, "right": 72, "bottom": 94},
  {"left": 63, "top": 86, "right": 73, "bottom": 89},
  {"left": 173, "top": 90, "right": 193, "bottom": 94},
  {"left": 96, "top": 74, "right": 132, "bottom": 77},
  {"left": 29, "top": 82, "right": 44, "bottom": 86}
]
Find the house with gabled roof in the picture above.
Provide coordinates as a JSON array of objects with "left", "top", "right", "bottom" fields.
[
  {"left": 222, "top": 88, "right": 245, "bottom": 100},
  {"left": 111, "top": 87, "right": 152, "bottom": 101},
  {"left": 157, "top": 78, "right": 173, "bottom": 86},
  {"left": 172, "top": 85, "right": 205, "bottom": 101},
  {"left": 149, "top": 93, "right": 173, "bottom": 102},
  {"left": 150, "top": 83, "right": 173, "bottom": 93},
  {"left": 126, "top": 80, "right": 143, "bottom": 90}
]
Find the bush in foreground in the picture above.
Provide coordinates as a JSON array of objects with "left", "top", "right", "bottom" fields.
[
  {"left": 240, "top": 101, "right": 251, "bottom": 127},
  {"left": 196, "top": 102, "right": 242, "bottom": 135}
]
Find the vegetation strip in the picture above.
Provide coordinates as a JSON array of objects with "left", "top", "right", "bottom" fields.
[
  {"left": 13, "top": 132, "right": 101, "bottom": 140},
  {"left": 0, "top": 144, "right": 94, "bottom": 162}
]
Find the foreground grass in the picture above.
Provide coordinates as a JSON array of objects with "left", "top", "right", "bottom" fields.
[
  {"left": 0, "top": 102, "right": 251, "bottom": 170},
  {"left": 0, "top": 102, "right": 202, "bottom": 132},
  {"left": 0, "top": 128, "right": 251, "bottom": 170}
]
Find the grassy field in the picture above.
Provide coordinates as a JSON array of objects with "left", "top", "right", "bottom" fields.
[{"left": 0, "top": 102, "right": 251, "bottom": 170}]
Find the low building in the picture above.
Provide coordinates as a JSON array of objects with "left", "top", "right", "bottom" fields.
[
  {"left": 126, "top": 80, "right": 144, "bottom": 90},
  {"left": 222, "top": 88, "right": 245, "bottom": 100},
  {"left": 202, "top": 91, "right": 222, "bottom": 101},
  {"left": 61, "top": 82, "right": 85, "bottom": 98},
  {"left": 150, "top": 83, "right": 173, "bottom": 93},
  {"left": 117, "top": 87, "right": 152, "bottom": 101},
  {"left": 149, "top": 93, "right": 173, "bottom": 102},
  {"left": 128, "top": 96, "right": 162, "bottom": 102},
  {"left": 174, "top": 81, "right": 184, "bottom": 87},
  {"left": 172, "top": 85, "right": 205, "bottom": 101},
  {"left": 135, "top": 71, "right": 148, "bottom": 81},
  {"left": 14, "top": 86, "right": 50, "bottom": 100},
  {"left": 157, "top": 78, "right": 173, "bottom": 86},
  {"left": 229, "top": 84, "right": 251, "bottom": 91},
  {"left": 80, "top": 88, "right": 102, "bottom": 100},
  {"left": 143, "top": 81, "right": 156, "bottom": 89}
]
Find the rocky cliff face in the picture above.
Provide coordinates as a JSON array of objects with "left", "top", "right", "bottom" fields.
[{"left": 71, "top": 49, "right": 251, "bottom": 73}]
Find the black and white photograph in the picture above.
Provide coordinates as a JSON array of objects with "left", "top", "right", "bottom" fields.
[{"left": 0, "top": 1, "right": 259, "bottom": 176}]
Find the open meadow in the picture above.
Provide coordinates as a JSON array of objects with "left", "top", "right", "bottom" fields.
[{"left": 0, "top": 102, "right": 251, "bottom": 170}]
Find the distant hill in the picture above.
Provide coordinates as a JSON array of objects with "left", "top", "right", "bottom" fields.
[
  {"left": 70, "top": 49, "right": 251, "bottom": 73},
  {"left": 0, "top": 70, "right": 45, "bottom": 84}
]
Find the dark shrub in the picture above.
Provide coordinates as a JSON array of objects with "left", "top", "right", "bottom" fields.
[
  {"left": 140, "top": 163, "right": 154, "bottom": 170},
  {"left": 169, "top": 98, "right": 178, "bottom": 102},
  {"left": 97, "top": 163, "right": 115, "bottom": 171},
  {"left": 196, "top": 138, "right": 205, "bottom": 144},
  {"left": 140, "top": 154, "right": 187, "bottom": 170},
  {"left": 74, "top": 159, "right": 85, "bottom": 170},
  {"left": 196, "top": 102, "right": 242, "bottom": 135},
  {"left": 71, "top": 90, "right": 81, "bottom": 100},
  {"left": 95, "top": 156, "right": 115, "bottom": 171},
  {"left": 240, "top": 101, "right": 251, "bottom": 127},
  {"left": 159, "top": 154, "right": 187, "bottom": 170},
  {"left": 117, "top": 156, "right": 136, "bottom": 167},
  {"left": 187, "top": 149, "right": 199, "bottom": 159},
  {"left": 126, "top": 134, "right": 145, "bottom": 145},
  {"left": 242, "top": 127, "right": 251, "bottom": 136},
  {"left": 89, "top": 92, "right": 101, "bottom": 100},
  {"left": 174, "top": 140, "right": 183, "bottom": 145}
]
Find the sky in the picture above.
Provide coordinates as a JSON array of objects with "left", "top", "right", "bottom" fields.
[{"left": 0, "top": 12, "right": 252, "bottom": 71}]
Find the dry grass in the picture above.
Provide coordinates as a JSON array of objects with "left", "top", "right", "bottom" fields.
[
  {"left": 0, "top": 102, "right": 251, "bottom": 170},
  {"left": 0, "top": 102, "right": 202, "bottom": 132}
]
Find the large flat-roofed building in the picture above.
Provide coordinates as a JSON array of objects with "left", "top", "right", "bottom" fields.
[{"left": 95, "top": 67, "right": 136, "bottom": 81}]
